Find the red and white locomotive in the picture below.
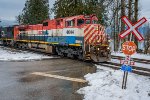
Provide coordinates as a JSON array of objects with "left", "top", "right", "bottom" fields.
[{"left": 0, "top": 14, "right": 111, "bottom": 62}]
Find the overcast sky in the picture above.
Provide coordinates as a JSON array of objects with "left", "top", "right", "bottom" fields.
[{"left": 0, "top": 0, "right": 150, "bottom": 21}]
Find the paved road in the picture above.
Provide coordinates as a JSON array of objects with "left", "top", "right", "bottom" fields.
[{"left": 0, "top": 58, "right": 96, "bottom": 100}]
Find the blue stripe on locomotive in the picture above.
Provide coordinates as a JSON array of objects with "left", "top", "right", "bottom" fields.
[
  {"left": 27, "top": 36, "right": 84, "bottom": 46},
  {"left": 47, "top": 36, "right": 84, "bottom": 45}
]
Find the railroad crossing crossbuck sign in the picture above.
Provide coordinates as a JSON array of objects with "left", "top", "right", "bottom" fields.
[{"left": 119, "top": 16, "right": 147, "bottom": 41}]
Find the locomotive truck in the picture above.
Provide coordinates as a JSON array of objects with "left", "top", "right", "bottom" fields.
[{"left": 0, "top": 14, "right": 111, "bottom": 62}]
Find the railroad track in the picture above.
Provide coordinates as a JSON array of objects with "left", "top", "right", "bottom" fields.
[
  {"left": 1, "top": 46, "right": 150, "bottom": 76},
  {"left": 111, "top": 55, "right": 150, "bottom": 64},
  {"left": 97, "top": 62, "right": 150, "bottom": 76}
]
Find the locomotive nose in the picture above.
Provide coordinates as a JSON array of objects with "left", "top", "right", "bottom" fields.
[{"left": 90, "top": 45, "right": 111, "bottom": 62}]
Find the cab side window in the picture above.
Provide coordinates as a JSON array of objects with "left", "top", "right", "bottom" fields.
[
  {"left": 56, "top": 20, "right": 60, "bottom": 25},
  {"left": 43, "top": 22, "right": 48, "bottom": 26},
  {"left": 77, "top": 19, "right": 84, "bottom": 26},
  {"left": 66, "top": 20, "right": 75, "bottom": 27}
]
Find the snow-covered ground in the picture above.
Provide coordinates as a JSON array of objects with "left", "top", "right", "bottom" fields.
[
  {"left": 111, "top": 52, "right": 150, "bottom": 60},
  {"left": 78, "top": 65, "right": 150, "bottom": 100},
  {"left": 0, "top": 47, "right": 55, "bottom": 61}
]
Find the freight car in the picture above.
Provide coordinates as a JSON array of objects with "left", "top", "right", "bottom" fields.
[
  {"left": 0, "top": 26, "right": 15, "bottom": 45},
  {"left": 0, "top": 14, "right": 111, "bottom": 62}
]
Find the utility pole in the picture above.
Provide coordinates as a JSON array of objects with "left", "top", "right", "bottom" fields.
[
  {"left": 0, "top": 20, "right": 2, "bottom": 38},
  {"left": 0, "top": 19, "right": 2, "bottom": 27}
]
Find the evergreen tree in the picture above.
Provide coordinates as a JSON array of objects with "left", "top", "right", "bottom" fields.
[
  {"left": 52, "top": 0, "right": 107, "bottom": 25},
  {"left": 52, "top": 0, "right": 83, "bottom": 18},
  {"left": 17, "top": 0, "right": 49, "bottom": 25}
]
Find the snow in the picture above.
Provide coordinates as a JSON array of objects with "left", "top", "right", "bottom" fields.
[
  {"left": 111, "top": 52, "right": 150, "bottom": 60},
  {"left": 0, "top": 47, "right": 55, "bottom": 61},
  {"left": 78, "top": 65, "right": 150, "bottom": 100},
  {"left": 111, "top": 59, "right": 150, "bottom": 69}
]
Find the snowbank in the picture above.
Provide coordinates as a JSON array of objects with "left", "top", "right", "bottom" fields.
[
  {"left": 78, "top": 65, "right": 150, "bottom": 100},
  {"left": 0, "top": 47, "right": 55, "bottom": 61},
  {"left": 111, "top": 52, "right": 150, "bottom": 60}
]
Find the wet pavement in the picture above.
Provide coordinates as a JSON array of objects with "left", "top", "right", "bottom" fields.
[{"left": 0, "top": 58, "right": 96, "bottom": 100}]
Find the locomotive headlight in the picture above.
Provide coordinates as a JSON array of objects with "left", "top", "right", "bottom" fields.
[{"left": 107, "top": 47, "right": 110, "bottom": 50}]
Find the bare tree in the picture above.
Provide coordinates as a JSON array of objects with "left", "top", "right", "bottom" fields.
[
  {"left": 128, "top": 0, "right": 133, "bottom": 41},
  {"left": 121, "top": 0, "right": 125, "bottom": 32},
  {"left": 104, "top": 0, "right": 140, "bottom": 51},
  {"left": 134, "top": 0, "right": 139, "bottom": 48},
  {"left": 144, "top": 25, "right": 150, "bottom": 54}
]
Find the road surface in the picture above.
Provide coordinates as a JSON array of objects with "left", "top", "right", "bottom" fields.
[{"left": 0, "top": 58, "right": 96, "bottom": 100}]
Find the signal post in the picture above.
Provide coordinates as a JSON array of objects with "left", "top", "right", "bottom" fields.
[{"left": 119, "top": 16, "right": 147, "bottom": 89}]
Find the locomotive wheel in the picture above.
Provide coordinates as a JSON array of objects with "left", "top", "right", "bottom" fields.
[
  {"left": 56, "top": 46, "right": 64, "bottom": 57},
  {"left": 78, "top": 54, "right": 83, "bottom": 60}
]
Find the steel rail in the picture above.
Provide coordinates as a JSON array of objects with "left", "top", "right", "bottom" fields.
[
  {"left": 96, "top": 62, "right": 150, "bottom": 76},
  {"left": 111, "top": 55, "right": 150, "bottom": 64}
]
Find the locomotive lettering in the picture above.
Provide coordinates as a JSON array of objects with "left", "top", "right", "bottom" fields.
[{"left": 66, "top": 30, "right": 74, "bottom": 34}]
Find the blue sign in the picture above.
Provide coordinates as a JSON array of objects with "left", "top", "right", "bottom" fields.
[{"left": 121, "top": 65, "right": 132, "bottom": 72}]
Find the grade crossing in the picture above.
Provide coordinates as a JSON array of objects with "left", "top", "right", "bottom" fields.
[
  {"left": 97, "top": 62, "right": 150, "bottom": 76},
  {"left": 111, "top": 55, "right": 150, "bottom": 64}
]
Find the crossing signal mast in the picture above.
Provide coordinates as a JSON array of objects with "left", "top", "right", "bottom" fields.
[{"left": 119, "top": 16, "right": 147, "bottom": 89}]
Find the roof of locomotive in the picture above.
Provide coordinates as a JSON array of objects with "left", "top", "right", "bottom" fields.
[
  {"left": 15, "top": 14, "right": 99, "bottom": 29},
  {"left": 43, "top": 14, "right": 98, "bottom": 22}
]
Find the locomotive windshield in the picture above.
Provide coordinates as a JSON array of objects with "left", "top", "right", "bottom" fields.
[
  {"left": 77, "top": 19, "right": 97, "bottom": 25},
  {"left": 92, "top": 20, "right": 98, "bottom": 24},
  {"left": 85, "top": 19, "right": 91, "bottom": 24},
  {"left": 43, "top": 22, "right": 48, "bottom": 26}
]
